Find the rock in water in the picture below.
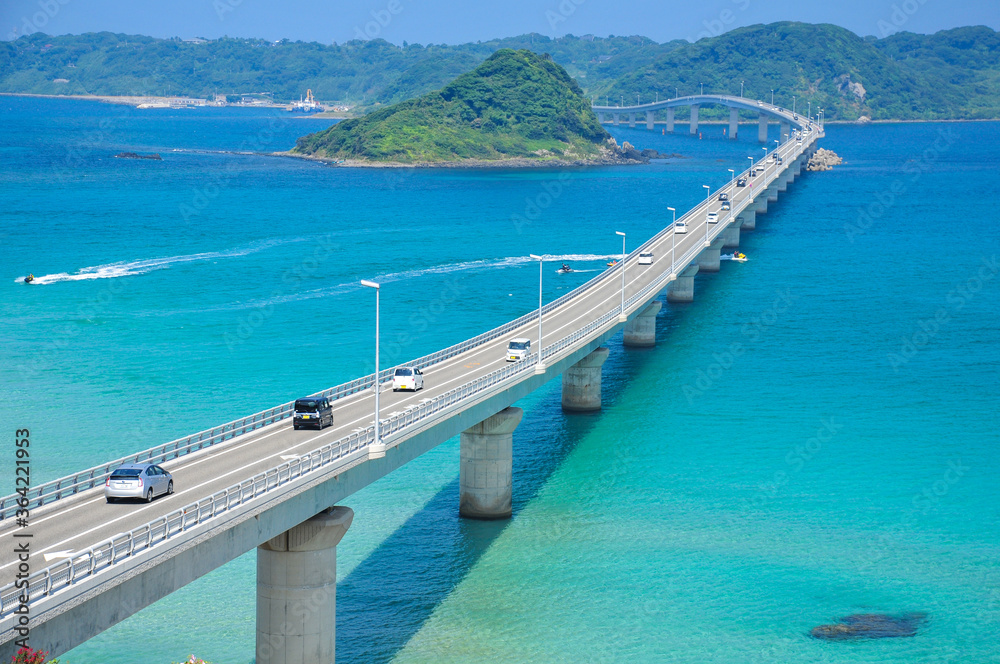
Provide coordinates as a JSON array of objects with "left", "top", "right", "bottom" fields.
[
  {"left": 806, "top": 148, "right": 842, "bottom": 171},
  {"left": 811, "top": 613, "right": 927, "bottom": 640}
]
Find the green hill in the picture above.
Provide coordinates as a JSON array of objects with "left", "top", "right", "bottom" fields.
[
  {"left": 292, "top": 49, "right": 611, "bottom": 164},
  {"left": 599, "top": 22, "right": 1000, "bottom": 121}
]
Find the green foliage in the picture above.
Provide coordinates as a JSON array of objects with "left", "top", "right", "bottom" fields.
[
  {"left": 293, "top": 49, "right": 610, "bottom": 163},
  {"left": 599, "top": 22, "right": 1000, "bottom": 121}
]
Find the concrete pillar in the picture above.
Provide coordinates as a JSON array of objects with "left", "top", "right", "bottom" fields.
[
  {"left": 781, "top": 122, "right": 790, "bottom": 141},
  {"left": 755, "top": 195, "right": 768, "bottom": 214},
  {"left": 629, "top": 112, "right": 636, "bottom": 128},
  {"left": 729, "top": 107, "right": 739, "bottom": 139},
  {"left": 614, "top": 113, "right": 620, "bottom": 126},
  {"left": 256, "top": 507, "right": 354, "bottom": 664},
  {"left": 646, "top": 110, "right": 655, "bottom": 130},
  {"left": 666, "top": 107, "right": 674, "bottom": 133},
  {"left": 561, "top": 347, "right": 611, "bottom": 412},
  {"left": 777, "top": 172, "right": 788, "bottom": 192},
  {"left": 758, "top": 113, "right": 768, "bottom": 142},
  {"left": 767, "top": 184, "right": 778, "bottom": 202},
  {"left": 721, "top": 222, "right": 741, "bottom": 249},
  {"left": 597, "top": 112, "right": 605, "bottom": 124},
  {"left": 690, "top": 104, "right": 699, "bottom": 134},
  {"left": 667, "top": 263, "right": 699, "bottom": 302},
  {"left": 623, "top": 301, "right": 662, "bottom": 348},
  {"left": 697, "top": 237, "right": 727, "bottom": 273},
  {"left": 460, "top": 407, "right": 523, "bottom": 519},
  {"left": 740, "top": 209, "right": 756, "bottom": 230}
]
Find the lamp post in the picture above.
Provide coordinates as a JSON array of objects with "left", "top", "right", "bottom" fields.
[
  {"left": 808, "top": 100, "right": 811, "bottom": 121},
  {"left": 675, "top": 87, "right": 679, "bottom": 99},
  {"left": 740, "top": 80, "right": 744, "bottom": 97},
  {"left": 771, "top": 89, "right": 774, "bottom": 105},
  {"left": 529, "top": 254, "right": 545, "bottom": 374},
  {"left": 621, "top": 95, "right": 624, "bottom": 107},
  {"left": 762, "top": 146, "right": 769, "bottom": 186},
  {"left": 702, "top": 184, "right": 711, "bottom": 245},
  {"left": 792, "top": 96, "right": 796, "bottom": 114},
  {"left": 637, "top": 93, "right": 640, "bottom": 105},
  {"left": 361, "top": 279, "right": 384, "bottom": 459},
  {"left": 701, "top": 82, "right": 704, "bottom": 95},
  {"left": 616, "top": 231, "right": 627, "bottom": 322},
  {"left": 667, "top": 207, "right": 677, "bottom": 274},
  {"left": 727, "top": 168, "right": 735, "bottom": 221}
]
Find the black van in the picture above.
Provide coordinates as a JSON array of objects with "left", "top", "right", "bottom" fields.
[{"left": 293, "top": 397, "right": 333, "bottom": 430}]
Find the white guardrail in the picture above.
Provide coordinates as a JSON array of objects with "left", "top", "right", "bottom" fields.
[{"left": 0, "top": 131, "right": 819, "bottom": 616}]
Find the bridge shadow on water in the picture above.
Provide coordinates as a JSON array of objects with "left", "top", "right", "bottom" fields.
[{"left": 335, "top": 302, "right": 697, "bottom": 663}]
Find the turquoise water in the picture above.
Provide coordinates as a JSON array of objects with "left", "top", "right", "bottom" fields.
[{"left": 2, "top": 97, "right": 998, "bottom": 663}]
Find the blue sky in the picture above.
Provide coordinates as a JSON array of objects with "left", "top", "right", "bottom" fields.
[{"left": 3, "top": 0, "right": 998, "bottom": 44}]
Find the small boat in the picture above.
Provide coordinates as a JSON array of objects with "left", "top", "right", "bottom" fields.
[
  {"left": 607, "top": 260, "right": 617, "bottom": 267},
  {"left": 23, "top": 274, "right": 34, "bottom": 283},
  {"left": 721, "top": 253, "right": 748, "bottom": 262},
  {"left": 556, "top": 264, "right": 573, "bottom": 274}
]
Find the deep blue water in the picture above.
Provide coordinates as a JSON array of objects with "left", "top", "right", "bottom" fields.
[{"left": 1, "top": 97, "right": 998, "bottom": 663}]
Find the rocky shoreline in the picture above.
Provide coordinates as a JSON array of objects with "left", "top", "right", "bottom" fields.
[
  {"left": 806, "top": 148, "right": 843, "bottom": 171},
  {"left": 277, "top": 138, "right": 681, "bottom": 169}
]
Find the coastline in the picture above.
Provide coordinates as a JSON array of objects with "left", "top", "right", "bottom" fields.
[{"left": 273, "top": 149, "right": 648, "bottom": 168}]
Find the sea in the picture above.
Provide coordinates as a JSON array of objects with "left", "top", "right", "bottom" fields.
[{"left": 1, "top": 96, "right": 998, "bottom": 663}]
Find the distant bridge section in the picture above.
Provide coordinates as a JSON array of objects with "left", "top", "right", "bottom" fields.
[{"left": 592, "top": 94, "right": 812, "bottom": 142}]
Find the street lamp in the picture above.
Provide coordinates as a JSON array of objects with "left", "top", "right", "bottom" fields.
[
  {"left": 740, "top": 80, "right": 744, "bottom": 97},
  {"left": 360, "top": 279, "right": 384, "bottom": 459},
  {"left": 727, "top": 169, "right": 735, "bottom": 221},
  {"left": 616, "top": 232, "right": 627, "bottom": 322},
  {"left": 702, "top": 184, "right": 711, "bottom": 245},
  {"left": 792, "top": 96, "right": 796, "bottom": 114},
  {"left": 771, "top": 89, "right": 774, "bottom": 105},
  {"left": 637, "top": 93, "right": 640, "bottom": 105},
  {"left": 621, "top": 95, "right": 624, "bottom": 107},
  {"left": 528, "top": 254, "right": 546, "bottom": 374},
  {"left": 675, "top": 87, "right": 679, "bottom": 99},
  {"left": 808, "top": 101, "right": 811, "bottom": 121},
  {"left": 701, "top": 82, "right": 704, "bottom": 95},
  {"left": 762, "top": 146, "right": 769, "bottom": 185},
  {"left": 667, "top": 206, "right": 677, "bottom": 274}
]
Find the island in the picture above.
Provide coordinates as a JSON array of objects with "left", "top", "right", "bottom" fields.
[{"left": 291, "top": 49, "right": 639, "bottom": 167}]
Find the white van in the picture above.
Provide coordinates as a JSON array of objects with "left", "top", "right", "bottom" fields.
[
  {"left": 675, "top": 221, "right": 687, "bottom": 234},
  {"left": 392, "top": 366, "right": 424, "bottom": 391},
  {"left": 638, "top": 252, "right": 654, "bottom": 265},
  {"left": 707, "top": 211, "right": 719, "bottom": 224},
  {"left": 506, "top": 338, "right": 531, "bottom": 362}
]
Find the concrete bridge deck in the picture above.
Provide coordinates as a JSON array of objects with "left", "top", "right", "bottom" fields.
[{"left": 0, "top": 118, "right": 822, "bottom": 661}]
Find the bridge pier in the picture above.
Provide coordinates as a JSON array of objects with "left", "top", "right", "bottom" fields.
[
  {"left": 561, "top": 347, "right": 611, "bottom": 411},
  {"left": 777, "top": 173, "right": 789, "bottom": 192},
  {"left": 697, "top": 237, "right": 727, "bottom": 273},
  {"left": 767, "top": 185, "right": 779, "bottom": 203},
  {"left": 646, "top": 110, "right": 655, "bottom": 130},
  {"left": 629, "top": 112, "right": 636, "bottom": 128},
  {"left": 758, "top": 112, "right": 768, "bottom": 142},
  {"left": 729, "top": 108, "right": 739, "bottom": 139},
  {"left": 690, "top": 104, "right": 699, "bottom": 135},
  {"left": 623, "top": 301, "right": 662, "bottom": 348},
  {"left": 667, "top": 264, "right": 699, "bottom": 302},
  {"left": 666, "top": 107, "right": 674, "bottom": 133},
  {"left": 459, "top": 407, "right": 523, "bottom": 519},
  {"left": 614, "top": 113, "right": 620, "bottom": 126},
  {"left": 740, "top": 209, "right": 756, "bottom": 230},
  {"left": 721, "top": 222, "right": 741, "bottom": 249},
  {"left": 754, "top": 193, "right": 769, "bottom": 214},
  {"left": 256, "top": 506, "right": 354, "bottom": 664},
  {"left": 597, "top": 112, "right": 605, "bottom": 124}
]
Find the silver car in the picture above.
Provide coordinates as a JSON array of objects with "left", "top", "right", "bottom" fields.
[{"left": 105, "top": 463, "right": 173, "bottom": 503}]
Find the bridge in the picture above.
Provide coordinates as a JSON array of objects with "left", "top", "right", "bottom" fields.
[
  {"left": 592, "top": 94, "right": 816, "bottom": 142},
  {"left": 0, "top": 113, "right": 822, "bottom": 664}
]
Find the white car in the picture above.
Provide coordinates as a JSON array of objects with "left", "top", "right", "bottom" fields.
[
  {"left": 506, "top": 338, "right": 531, "bottom": 362},
  {"left": 392, "top": 366, "right": 424, "bottom": 391},
  {"left": 707, "top": 211, "right": 719, "bottom": 224},
  {"left": 638, "top": 252, "right": 654, "bottom": 265},
  {"left": 675, "top": 221, "right": 687, "bottom": 234}
]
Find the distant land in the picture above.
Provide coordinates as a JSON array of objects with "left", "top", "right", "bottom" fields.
[
  {"left": 2, "top": 22, "right": 998, "bottom": 121},
  {"left": 291, "top": 49, "right": 619, "bottom": 166}
]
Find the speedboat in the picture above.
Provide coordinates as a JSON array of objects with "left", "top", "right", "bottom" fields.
[
  {"left": 557, "top": 265, "right": 573, "bottom": 274},
  {"left": 721, "top": 253, "right": 748, "bottom": 262},
  {"left": 23, "top": 274, "right": 34, "bottom": 284}
]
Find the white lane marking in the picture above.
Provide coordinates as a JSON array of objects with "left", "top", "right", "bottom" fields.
[{"left": 43, "top": 550, "right": 76, "bottom": 562}]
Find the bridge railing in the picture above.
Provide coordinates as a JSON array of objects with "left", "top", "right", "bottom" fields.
[{"left": 0, "top": 140, "right": 822, "bottom": 613}]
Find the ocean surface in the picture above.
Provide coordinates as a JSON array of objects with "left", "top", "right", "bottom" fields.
[{"left": 1, "top": 96, "right": 998, "bottom": 663}]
